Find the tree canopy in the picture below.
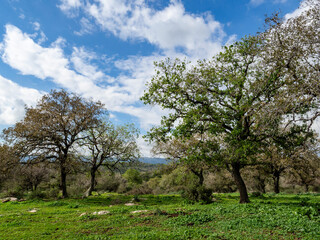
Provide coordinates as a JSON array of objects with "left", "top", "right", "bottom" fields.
[
  {"left": 3, "top": 89, "right": 106, "bottom": 198},
  {"left": 141, "top": 3, "right": 319, "bottom": 203}
]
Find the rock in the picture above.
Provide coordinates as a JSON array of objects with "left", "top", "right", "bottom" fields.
[
  {"left": 131, "top": 210, "right": 149, "bottom": 214},
  {"left": 124, "top": 203, "right": 137, "bottom": 206},
  {"left": 92, "top": 210, "right": 110, "bottom": 215},
  {"left": 28, "top": 209, "right": 37, "bottom": 213},
  {"left": 1, "top": 197, "right": 18, "bottom": 203},
  {"left": 80, "top": 213, "right": 87, "bottom": 217}
]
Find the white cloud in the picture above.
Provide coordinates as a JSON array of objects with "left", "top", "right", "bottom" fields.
[
  {"left": 71, "top": 47, "right": 105, "bottom": 82},
  {"left": 284, "top": 0, "right": 313, "bottom": 20},
  {"left": 0, "top": 24, "right": 166, "bottom": 131},
  {"left": 60, "top": 0, "right": 225, "bottom": 57},
  {"left": 58, "top": 0, "right": 83, "bottom": 16},
  {"left": 32, "top": 22, "right": 41, "bottom": 31},
  {"left": 0, "top": 75, "right": 44, "bottom": 124},
  {"left": 137, "top": 135, "right": 154, "bottom": 157},
  {"left": 74, "top": 17, "right": 96, "bottom": 36}
]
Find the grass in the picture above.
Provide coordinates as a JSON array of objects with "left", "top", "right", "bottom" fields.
[{"left": 0, "top": 193, "right": 319, "bottom": 239}]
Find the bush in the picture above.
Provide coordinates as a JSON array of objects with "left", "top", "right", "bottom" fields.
[
  {"left": 123, "top": 169, "right": 143, "bottom": 187},
  {"left": 97, "top": 173, "right": 123, "bottom": 192},
  {"left": 27, "top": 190, "right": 47, "bottom": 199},
  {"left": 126, "top": 182, "right": 153, "bottom": 195},
  {"left": 251, "top": 192, "right": 263, "bottom": 197},
  {"left": 4, "top": 187, "right": 25, "bottom": 199},
  {"left": 181, "top": 185, "right": 213, "bottom": 204},
  {"left": 47, "top": 188, "right": 60, "bottom": 198}
]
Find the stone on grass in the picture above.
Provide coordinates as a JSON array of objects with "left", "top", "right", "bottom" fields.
[
  {"left": 125, "top": 203, "right": 137, "bottom": 206},
  {"left": 92, "top": 210, "right": 110, "bottom": 215},
  {"left": 131, "top": 210, "right": 149, "bottom": 214},
  {"left": 1, "top": 197, "right": 18, "bottom": 203}
]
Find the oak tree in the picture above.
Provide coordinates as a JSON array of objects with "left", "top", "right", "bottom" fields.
[
  {"left": 141, "top": 31, "right": 316, "bottom": 202},
  {"left": 3, "top": 89, "right": 105, "bottom": 198},
  {"left": 81, "top": 122, "right": 140, "bottom": 196}
]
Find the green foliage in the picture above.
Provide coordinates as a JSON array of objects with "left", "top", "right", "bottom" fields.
[
  {"left": 27, "top": 190, "right": 47, "bottom": 200},
  {"left": 123, "top": 169, "right": 143, "bottom": 187},
  {"left": 181, "top": 185, "right": 213, "bottom": 204}
]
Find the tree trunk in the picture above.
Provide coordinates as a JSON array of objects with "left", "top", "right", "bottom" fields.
[
  {"left": 273, "top": 171, "right": 280, "bottom": 194},
  {"left": 191, "top": 169, "right": 204, "bottom": 186},
  {"left": 60, "top": 162, "right": 68, "bottom": 198},
  {"left": 256, "top": 174, "right": 266, "bottom": 193},
  {"left": 231, "top": 162, "right": 250, "bottom": 203},
  {"left": 87, "top": 167, "right": 97, "bottom": 197},
  {"left": 304, "top": 184, "right": 309, "bottom": 193}
]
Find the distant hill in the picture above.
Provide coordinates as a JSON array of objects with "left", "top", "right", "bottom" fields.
[{"left": 139, "top": 157, "right": 167, "bottom": 164}]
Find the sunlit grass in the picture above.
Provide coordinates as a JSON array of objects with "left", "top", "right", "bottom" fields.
[{"left": 0, "top": 193, "right": 319, "bottom": 239}]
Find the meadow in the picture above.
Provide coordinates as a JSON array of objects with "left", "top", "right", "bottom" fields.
[{"left": 0, "top": 193, "right": 319, "bottom": 239}]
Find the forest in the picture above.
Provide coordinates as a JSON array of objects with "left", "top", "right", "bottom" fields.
[{"left": 0, "top": 1, "right": 319, "bottom": 239}]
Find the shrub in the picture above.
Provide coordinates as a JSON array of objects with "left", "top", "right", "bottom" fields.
[
  {"left": 251, "top": 192, "right": 263, "bottom": 197},
  {"left": 97, "top": 173, "right": 123, "bottom": 192},
  {"left": 4, "top": 187, "right": 25, "bottom": 199},
  {"left": 27, "top": 190, "right": 47, "bottom": 199},
  {"left": 181, "top": 185, "right": 213, "bottom": 204}
]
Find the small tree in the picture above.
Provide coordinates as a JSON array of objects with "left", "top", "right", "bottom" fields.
[
  {"left": 123, "top": 168, "right": 143, "bottom": 188},
  {"left": 3, "top": 89, "right": 105, "bottom": 198},
  {"left": 152, "top": 133, "right": 219, "bottom": 187},
  {"left": 82, "top": 122, "right": 140, "bottom": 196}
]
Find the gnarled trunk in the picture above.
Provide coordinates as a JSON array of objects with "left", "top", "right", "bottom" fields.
[
  {"left": 85, "top": 167, "right": 97, "bottom": 197},
  {"left": 231, "top": 162, "right": 250, "bottom": 203},
  {"left": 273, "top": 171, "right": 280, "bottom": 194},
  {"left": 60, "top": 161, "right": 68, "bottom": 198},
  {"left": 191, "top": 169, "right": 204, "bottom": 186}
]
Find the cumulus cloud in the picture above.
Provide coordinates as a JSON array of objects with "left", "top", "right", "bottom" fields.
[
  {"left": 59, "top": 0, "right": 225, "bottom": 57},
  {"left": 284, "top": 0, "right": 313, "bottom": 20},
  {"left": 0, "top": 75, "right": 43, "bottom": 124},
  {"left": 58, "top": 0, "right": 82, "bottom": 16},
  {"left": 0, "top": 24, "right": 165, "bottom": 130}
]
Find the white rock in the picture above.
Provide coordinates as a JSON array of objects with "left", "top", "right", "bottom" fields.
[
  {"left": 92, "top": 210, "right": 110, "bottom": 215},
  {"left": 125, "top": 203, "right": 137, "bottom": 206},
  {"left": 131, "top": 210, "right": 149, "bottom": 214},
  {"left": 97, "top": 210, "right": 110, "bottom": 215}
]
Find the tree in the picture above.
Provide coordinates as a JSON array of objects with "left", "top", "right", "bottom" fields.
[
  {"left": 152, "top": 133, "right": 220, "bottom": 187},
  {"left": 3, "top": 89, "right": 105, "bottom": 198},
  {"left": 123, "top": 168, "right": 143, "bottom": 188},
  {"left": 256, "top": 144, "right": 292, "bottom": 194},
  {"left": 262, "top": 0, "right": 320, "bottom": 124},
  {"left": 81, "top": 122, "right": 140, "bottom": 196},
  {"left": 141, "top": 32, "right": 316, "bottom": 203},
  {"left": 19, "top": 163, "right": 52, "bottom": 192},
  {"left": 0, "top": 144, "right": 19, "bottom": 190},
  {"left": 288, "top": 140, "right": 320, "bottom": 192}
]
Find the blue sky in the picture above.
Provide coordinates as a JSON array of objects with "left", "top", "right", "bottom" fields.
[{"left": 0, "top": 0, "right": 303, "bottom": 156}]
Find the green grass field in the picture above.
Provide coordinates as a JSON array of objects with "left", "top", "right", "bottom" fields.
[{"left": 0, "top": 193, "right": 319, "bottom": 239}]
